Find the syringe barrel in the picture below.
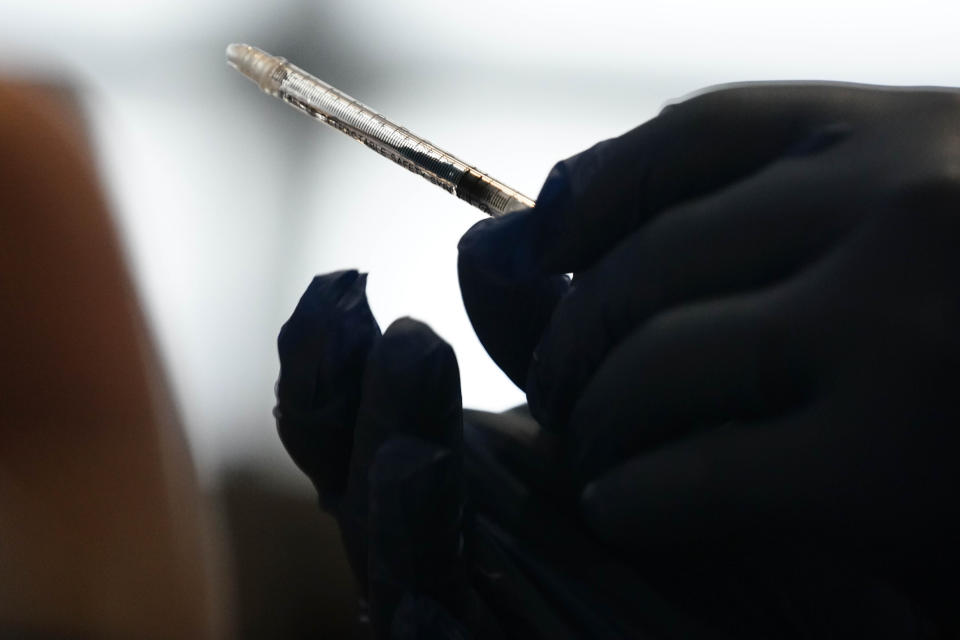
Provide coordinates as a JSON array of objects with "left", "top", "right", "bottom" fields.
[{"left": 235, "top": 44, "right": 534, "bottom": 217}]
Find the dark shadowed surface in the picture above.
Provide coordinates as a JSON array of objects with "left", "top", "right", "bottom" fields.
[{"left": 218, "top": 467, "right": 370, "bottom": 639}]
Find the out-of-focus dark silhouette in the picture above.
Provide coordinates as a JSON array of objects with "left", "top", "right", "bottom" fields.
[
  {"left": 0, "top": 80, "right": 373, "bottom": 640},
  {"left": 217, "top": 466, "right": 368, "bottom": 638},
  {"left": 0, "top": 81, "right": 228, "bottom": 637}
]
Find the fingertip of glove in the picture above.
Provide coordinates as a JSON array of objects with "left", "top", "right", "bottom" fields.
[
  {"left": 457, "top": 217, "right": 500, "bottom": 253},
  {"left": 276, "top": 270, "right": 380, "bottom": 410},
  {"left": 457, "top": 207, "right": 541, "bottom": 282},
  {"left": 360, "top": 318, "right": 462, "bottom": 447},
  {"left": 373, "top": 317, "right": 458, "bottom": 377},
  {"left": 277, "top": 269, "right": 377, "bottom": 356},
  {"left": 298, "top": 269, "right": 366, "bottom": 315}
]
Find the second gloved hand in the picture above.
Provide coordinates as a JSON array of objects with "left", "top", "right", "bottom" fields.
[{"left": 274, "top": 271, "right": 714, "bottom": 639}]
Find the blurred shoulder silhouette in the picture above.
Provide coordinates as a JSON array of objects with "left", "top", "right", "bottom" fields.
[{"left": 0, "top": 81, "right": 226, "bottom": 638}]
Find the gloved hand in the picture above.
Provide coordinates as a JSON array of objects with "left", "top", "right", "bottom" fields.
[
  {"left": 457, "top": 83, "right": 960, "bottom": 629},
  {"left": 275, "top": 271, "right": 476, "bottom": 638},
  {"left": 274, "top": 271, "right": 715, "bottom": 639}
]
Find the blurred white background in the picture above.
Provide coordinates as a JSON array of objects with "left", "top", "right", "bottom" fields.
[{"left": 2, "top": 0, "right": 958, "bottom": 485}]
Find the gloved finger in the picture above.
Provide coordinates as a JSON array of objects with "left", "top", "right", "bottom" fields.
[
  {"left": 340, "top": 318, "right": 462, "bottom": 595},
  {"left": 464, "top": 83, "right": 866, "bottom": 277},
  {"left": 566, "top": 287, "right": 814, "bottom": 483},
  {"left": 458, "top": 213, "right": 570, "bottom": 388},
  {"left": 462, "top": 408, "right": 563, "bottom": 498},
  {"left": 275, "top": 270, "right": 381, "bottom": 511},
  {"left": 472, "top": 514, "right": 723, "bottom": 639},
  {"left": 578, "top": 409, "right": 834, "bottom": 558},
  {"left": 527, "top": 147, "right": 857, "bottom": 430},
  {"left": 368, "top": 436, "right": 470, "bottom": 639},
  {"left": 468, "top": 518, "right": 581, "bottom": 640},
  {"left": 461, "top": 414, "right": 722, "bottom": 639}
]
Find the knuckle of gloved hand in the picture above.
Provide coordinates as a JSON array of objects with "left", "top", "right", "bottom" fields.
[
  {"left": 525, "top": 345, "right": 575, "bottom": 433},
  {"left": 663, "top": 82, "right": 753, "bottom": 119},
  {"left": 537, "top": 158, "right": 574, "bottom": 213},
  {"left": 539, "top": 142, "right": 613, "bottom": 222},
  {"left": 525, "top": 287, "right": 601, "bottom": 428},
  {"left": 888, "top": 142, "right": 960, "bottom": 224},
  {"left": 550, "top": 134, "right": 628, "bottom": 202},
  {"left": 370, "top": 436, "right": 459, "bottom": 540},
  {"left": 907, "top": 87, "right": 960, "bottom": 121},
  {"left": 566, "top": 389, "right": 636, "bottom": 485}
]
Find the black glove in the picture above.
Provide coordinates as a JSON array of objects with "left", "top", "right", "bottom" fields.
[
  {"left": 275, "top": 271, "right": 472, "bottom": 638},
  {"left": 460, "top": 84, "right": 960, "bottom": 633},
  {"left": 275, "top": 271, "right": 721, "bottom": 639},
  {"left": 458, "top": 83, "right": 960, "bottom": 636},
  {"left": 276, "top": 83, "right": 960, "bottom": 638}
]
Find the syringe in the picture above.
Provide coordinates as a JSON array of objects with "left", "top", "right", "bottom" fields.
[{"left": 226, "top": 43, "right": 535, "bottom": 217}]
